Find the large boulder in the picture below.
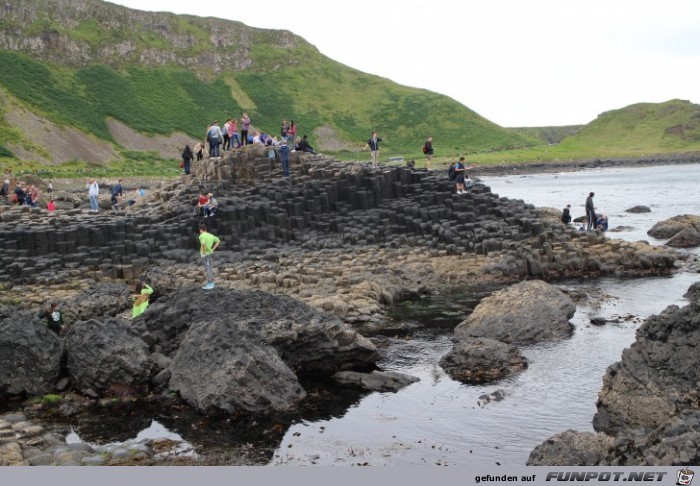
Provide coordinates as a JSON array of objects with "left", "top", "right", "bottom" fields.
[
  {"left": 61, "top": 283, "right": 132, "bottom": 325},
  {"left": 647, "top": 214, "right": 700, "bottom": 239},
  {"left": 440, "top": 337, "right": 527, "bottom": 384},
  {"left": 666, "top": 227, "right": 700, "bottom": 248},
  {"left": 136, "top": 287, "right": 378, "bottom": 372},
  {"left": 593, "top": 297, "right": 700, "bottom": 436},
  {"left": 527, "top": 430, "right": 613, "bottom": 466},
  {"left": 0, "top": 313, "right": 62, "bottom": 397},
  {"left": 64, "top": 318, "right": 153, "bottom": 395},
  {"left": 453, "top": 280, "right": 575, "bottom": 344},
  {"left": 169, "top": 318, "right": 306, "bottom": 414},
  {"left": 625, "top": 205, "right": 651, "bottom": 213}
]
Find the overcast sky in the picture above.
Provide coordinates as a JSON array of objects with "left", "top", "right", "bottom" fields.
[{"left": 107, "top": 0, "right": 700, "bottom": 127}]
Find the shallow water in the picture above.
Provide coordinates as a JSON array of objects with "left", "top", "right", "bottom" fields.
[
  {"left": 269, "top": 274, "right": 697, "bottom": 466},
  {"left": 481, "top": 163, "right": 700, "bottom": 247},
  {"left": 54, "top": 164, "right": 700, "bottom": 465}
]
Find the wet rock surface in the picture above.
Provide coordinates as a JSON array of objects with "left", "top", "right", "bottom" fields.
[
  {"left": 440, "top": 337, "right": 527, "bottom": 384},
  {"left": 647, "top": 214, "right": 700, "bottom": 241},
  {"left": 453, "top": 280, "right": 576, "bottom": 344},
  {"left": 332, "top": 370, "right": 419, "bottom": 392},
  {"left": 530, "top": 282, "right": 700, "bottom": 465},
  {"left": 527, "top": 430, "right": 614, "bottom": 466}
]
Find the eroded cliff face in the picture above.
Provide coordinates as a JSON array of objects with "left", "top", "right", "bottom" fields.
[{"left": 0, "top": 0, "right": 308, "bottom": 72}]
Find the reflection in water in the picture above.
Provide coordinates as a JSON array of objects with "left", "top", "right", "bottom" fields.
[{"left": 270, "top": 275, "right": 697, "bottom": 466}]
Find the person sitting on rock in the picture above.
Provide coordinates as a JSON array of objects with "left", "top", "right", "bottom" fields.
[
  {"left": 204, "top": 193, "right": 218, "bottom": 218},
  {"left": 297, "top": 135, "right": 315, "bottom": 154},
  {"left": 12, "top": 183, "right": 25, "bottom": 205},
  {"left": 196, "top": 192, "right": 209, "bottom": 217},
  {"left": 464, "top": 174, "right": 474, "bottom": 192},
  {"left": 561, "top": 204, "right": 572, "bottom": 224},
  {"left": 595, "top": 214, "right": 608, "bottom": 232},
  {"left": 132, "top": 281, "right": 154, "bottom": 319}
]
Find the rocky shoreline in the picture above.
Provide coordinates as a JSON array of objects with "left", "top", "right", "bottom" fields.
[{"left": 0, "top": 146, "right": 695, "bottom": 466}]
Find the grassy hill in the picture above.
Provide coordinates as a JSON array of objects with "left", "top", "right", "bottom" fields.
[
  {"left": 473, "top": 100, "right": 700, "bottom": 165},
  {"left": 1, "top": 1, "right": 698, "bottom": 176},
  {"left": 0, "top": 0, "right": 538, "bottom": 175}
]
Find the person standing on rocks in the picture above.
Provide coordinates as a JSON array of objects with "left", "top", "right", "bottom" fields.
[
  {"left": 287, "top": 120, "right": 297, "bottom": 149},
  {"left": 229, "top": 118, "right": 240, "bottom": 148},
  {"left": 222, "top": 120, "right": 231, "bottom": 151},
  {"left": 423, "top": 136, "right": 434, "bottom": 170},
  {"left": 181, "top": 144, "right": 193, "bottom": 175},
  {"left": 366, "top": 131, "right": 383, "bottom": 169},
  {"left": 194, "top": 141, "right": 205, "bottom": 161},
  {"left": 0, "top": 169, "right": 9, "bottom": 198},
  {"left": 87, "top": 178, "right": 100, "bottom": 213},
  {"left": 454, "top": 157, "right": 466, "bottom": 194},
  {"left": 585, "top": 192, "right": 596, "bottom": 231},
  {"left": 241, "top": 113, "right": 251, "bottom": 146},
  {"left": 207, "top": 122, "right": 223, "bottom": 158},
  {"left": 279, "top": 139, "right": 291, "bottom": 177},
  {"left": 111, "top": 179, "right": 123, "bottom": 211},
  {"left": 199, "top": 223, "right": 221, "bottom": 290}
]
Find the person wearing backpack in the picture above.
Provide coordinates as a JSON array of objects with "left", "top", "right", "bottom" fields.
[
  {"left": 447, "top": 161, "right": 456, "bottom": 181},
  {"left": 111, "top": 179, "right": 123, "bottom": 212},
  {"left": 423, "top": 136, "right": 434, "bottom": 170}
]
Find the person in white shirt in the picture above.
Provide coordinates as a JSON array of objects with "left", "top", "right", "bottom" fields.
[{"left": 86, "top": 179, "right": 100, "bottom": 212}]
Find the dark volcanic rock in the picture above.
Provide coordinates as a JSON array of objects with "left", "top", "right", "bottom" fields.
[
  {"left": 532, "top": 283, "right": 700, "bottom": 466},
  {"left": 61, "top": 283, "right": 132, "bottom": 325},
  {"left": 666, "top": 227, "right": 700, "bottom": 248},
  {"left": 629, "top": 410, "right": 700, "bottom": 465},
  {"left": 453, "top": 280, "right": 575, "bottom": 344},
  {"left": 332, "top": 370, "right": 419, "bottom": 392},
  {"left": 593, "top": 298, "right": 700, "bottom": 436},
  {"left": 527, "top": 430, "right": 613, "bottom": 466},
  {"left": 440, "top": 337, "right": 527, "bottom": 384},
  {"left": 647, "top": 214, "right": 700, "bottom": 239},
  {"left": 136, "top": 287, "right": 377, "bottom": 372},
  {"left": 683, "top": 282, "right": 700, "bottom": 303},
  {"left": 64, "top": 318, "right": 153, "bottom": 395},
  {"left": 0, "top": 313, "right": 62, "bottom": 397},
  {"left": 625, "top": 205, "right": 651, "bottom": 213},
  {"left": 169, "top": 318, "right": 306, "bottom": 414}
]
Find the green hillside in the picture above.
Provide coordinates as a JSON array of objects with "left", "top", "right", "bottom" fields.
[
  {"left": 1, "top": 0, "right": 698, "bottom": 175},
  {"left": 473, "top": 100, "right": 700, "bottom": 165},
  {"left": 0, "top": 0, "right": 538, "bottom": 173}
]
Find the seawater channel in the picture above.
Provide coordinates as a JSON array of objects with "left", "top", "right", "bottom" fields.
[{"left": 67, "top": 163, "right": 700, "bottom": 465}]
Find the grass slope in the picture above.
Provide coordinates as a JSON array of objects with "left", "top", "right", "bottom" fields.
[
  {"left": 0, "top": 48, "right": 537, "bottom": 174},
  {"left": 473, "top": 100, "right": 700, "bottom": 165}
]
